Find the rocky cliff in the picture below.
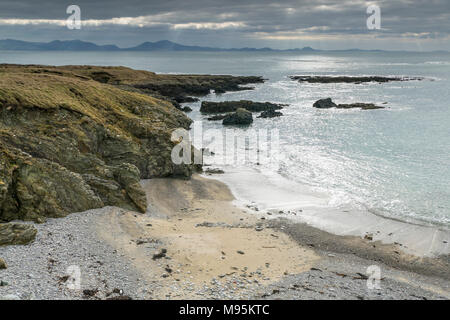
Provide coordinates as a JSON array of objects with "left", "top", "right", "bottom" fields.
[{"left": 0, "top": 65, "right": 201, "bottom": 223}]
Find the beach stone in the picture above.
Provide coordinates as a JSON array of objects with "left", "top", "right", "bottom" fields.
[
  {"left": 0, "top": 223, "right": 37, "bottom": 246},
  {"left": 223, "top": 108, "right": 253, "bottom": 125},
  {"left": 0, "top": 257, "right": 7, "bottom": 269}
]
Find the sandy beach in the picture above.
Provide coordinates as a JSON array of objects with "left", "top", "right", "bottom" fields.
[{"left": 1, "top": 174, "right": 449, "bottom": 300}]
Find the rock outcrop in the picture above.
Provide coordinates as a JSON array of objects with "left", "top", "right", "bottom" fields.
[
  {"left": 222, "top": 108, "right": 253, "bottom": 125},
  {"left": 313, "top": 98, "right": 384, "bottom": 110},
  {"left": 0, "top": 223, "right": 37, "bottom": 245},
  {"left": 200, "top": 100, "right": 285, "bottom": 114},
  {"left": 0, "top": 65, "right": 200, "bottom": 222},
  {"left": 290, "top": 75, "right": 423, "bottom": 84}
]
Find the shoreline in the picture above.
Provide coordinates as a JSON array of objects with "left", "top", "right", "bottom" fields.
[
  {"left": 206, "top": 166, "right": 450, "bottom": 258},
  {"left": 1, "top": 174, "right": 449, "bottom": 300}
]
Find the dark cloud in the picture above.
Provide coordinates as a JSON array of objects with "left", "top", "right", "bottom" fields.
[{"left": 0, "top": 0, "right": 448, "bottom": 50}]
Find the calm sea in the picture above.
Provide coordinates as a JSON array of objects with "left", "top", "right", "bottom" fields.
[{"left": 1, "top": 50, "right": 449, "bottom": 227}]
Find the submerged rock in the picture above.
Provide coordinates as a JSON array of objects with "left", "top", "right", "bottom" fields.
[
  {"left": 201, "top": 100, "right": 285, "bottom": 114},
  {"left": 0, "top": 223, "right": 37, "bottom": 246},
  {"left": 222, "top": 108, "right": 253, "bottom": 126},
  {"left": 313, "top": 98, "right": 384, "bottom": 110}
]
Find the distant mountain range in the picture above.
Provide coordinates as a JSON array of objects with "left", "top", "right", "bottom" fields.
[{"left": 0, "top": 39, "right": 448, "bottom": 53}]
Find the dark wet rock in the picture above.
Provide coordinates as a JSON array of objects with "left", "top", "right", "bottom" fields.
[
  {"left": 207, "top": 114, "right": 228, "bottom": 121},
  {"left": 152, "top": 248, "right": 167, "bottom": 260},
  {"left": 181, "top": 106, "right": 192, "bottom": 112},
  {"left": 0, "top": 223, "right": 37, "bottom": 246},
  {"left": 204, "top": 168, "right": 225, "bottom": 175},
  {"left": 82, "top": 289, "right": 98, "bottom": 297},
  {"left": 290, "top": 75, "right": 424, "bottom": 84},
  {"left": 201, "top": 100, "right": 285, "bottom": 114},
  {"left": 313, "top": 98, "right": 338, "bottom": 109},
  {"left": 313, "top": 98, "right": 384, "bottom": 110},
  {"left": 336, "top": 103, "right": 384, "bottom": 110},
  {"left": 222, "top": 108, "right": 253, "bottom": 126},
  {"left": 258, "top": 110, "right": 283, "bottom": 118}
]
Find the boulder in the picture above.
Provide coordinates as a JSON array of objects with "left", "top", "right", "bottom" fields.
[
  {"left": 313, "top": 98, "right": 338, "bottom": 109},
  {"left": 0, "top": 223, "right": 37, "bottom": 246},
  {"left": 222, "top": 108, "right": 253, "bottom": 126}
]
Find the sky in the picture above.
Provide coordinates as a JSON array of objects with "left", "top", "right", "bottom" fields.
[{"left": 0, "top": 0, "right": 449, "bottom": 51}]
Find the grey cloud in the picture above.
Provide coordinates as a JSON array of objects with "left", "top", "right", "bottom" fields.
[{"left": 0, "top": 0, "right": 448, "bottom": 50}]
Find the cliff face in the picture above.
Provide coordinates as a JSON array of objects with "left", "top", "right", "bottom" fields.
[{"left": 0, "top": 68, "right": 198, "bottom": 222}]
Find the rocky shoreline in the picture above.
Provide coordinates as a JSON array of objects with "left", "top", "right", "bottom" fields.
[{"left": 1, "top": 175, "right": 448, "bottom": 300}]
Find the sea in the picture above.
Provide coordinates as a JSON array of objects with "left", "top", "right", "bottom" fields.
[{"left": 2, "top": 50, "right": 449, "bottom": 229}]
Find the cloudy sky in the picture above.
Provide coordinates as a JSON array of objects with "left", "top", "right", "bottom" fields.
[{"left": 0, "top": 0, "right": 449, "bottom": 50}]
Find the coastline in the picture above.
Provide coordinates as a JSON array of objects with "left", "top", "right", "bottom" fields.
[
  {"left": 207, "top": 166, "right": 450, "bottom": 258},
  {"left": 1, "top": 174, "right": 449, "bottom": 300}
]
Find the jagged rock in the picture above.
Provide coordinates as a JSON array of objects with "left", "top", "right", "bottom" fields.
[
  {"left": 313, "top": 98, "right": 338, "bottom": 109},
  {"left": 222, "top": 108, "right": 253, "bottom": 126},
  {"left": 201, "top": 100, "right": 285, "bottom": 114},
  {"left": 258, "top": 110, "right": 283, "bottom": 118},
  {"left": 313, "top": 98, "right": 384, "bottom": 110},
  {"left": 0, "top": 258, "right": 6, "bottom": 269},
  {"left": 290, "top": 75, "right": 424, "bottom": 83},
  {"left": 0, "top": 65, "right": 199, "bottom": 222},
  {"left": 0, "top": 223, "right": 37, "bottom": 245}
]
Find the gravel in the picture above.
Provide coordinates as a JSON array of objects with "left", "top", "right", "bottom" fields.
[{"left": 0, "top": 207, "right": 147, "bottom": 300}]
